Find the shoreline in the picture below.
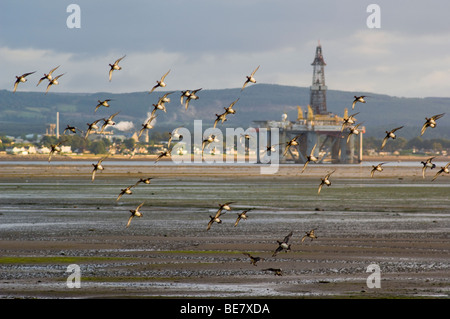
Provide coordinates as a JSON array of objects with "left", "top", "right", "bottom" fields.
[
  {"left": 0, "top": 161, "right": 446, "bottom": 180},
  {"left": 0, "top": 154, "right": 448, "bottom": 162}
]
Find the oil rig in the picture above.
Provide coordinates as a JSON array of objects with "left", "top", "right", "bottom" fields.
[{"left": 254, "top": 42, "right": 362, "bottom": 164}]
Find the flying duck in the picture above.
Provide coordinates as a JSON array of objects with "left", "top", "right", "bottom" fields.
[
  {"left": 48, "top": 141, "right": 64, "bottom": 162},
  {"left": 100, "top": 111, "right": 120, "bottom": 133},
  {"left": 272, "top": 231, "right": 293, "bottom": 257},
  {"left": 109, "top": 55, "right": 126, "bottom": 81},
  {"left": 242, "top": 253, "right": 263, "bottom": 266},
  {"left": 167, "top": 127, "right": 183, "bottom": 148},
  {"left": 261, "top": 144, "right": 277, "bottom": 158},
  {"left": 95, "top": 99, "right": 113, "bottom": 113},
  {"left": 126, "top": 202, "right": 144, "bottom": 228},
  {"left": 206, "top": 202, "right": 233, "bottom": 231},
  {"left": 206, "top": 214, "right": 221, "bottom": 231},
  {"left": 218, "top": 201, "right": 234, "bottom": 212},
  {"left": 45, "top": 73, "right": 65, "bottom": 94},
  {"left": 184, "top": 88, "right": 202, "bottom": 110},
  {"left": 341, "top": 112, "right": 360, "bottom": 131},
  {"left": 63, "top": 125, "right": 82, "bottom": 135},
  {"left": 381, "top": 126, "right": 404, "bottom": 150},
  {"left": 134, "top": 177, "right": 153, "bottom": 186},
  {"left": 180, "top": 90, "right": 191, "bottom": 107},
  {"left": 37, "top": 66, "right": 60, "bottom": 86},
  {"left": 154, "top": 149, "right": 171, "bottom": 164},
  {"left": 420, "top": 113, "right": 445, "bottom": 136},
  {"left": 241, "top": 65, "right": 260, "bottom": 91},
  {"left": 85, "top": 119, "right": 102, "bottom": 139},
  {"left": 318, "top": 170, "right": 336, "bottom": 195},
  {"left": 283, "top": 135, "right": 301, "bottom": 157},
  {"left": 301, "top": 143, "right": 318, "bottom": 173},
  {"left": 202, "top": 134, "right": 219, "bottom": 152},
  {"left": 234, "top": 209, "right": 252, "bottom": 227},
  {"left": 421, "top": 157, "right": 436, "bottom": 179},
  {"left": 346, "top": 123, "right": 363, "bottom": 143},
  {"left": 138, "top": 115, "right": 157, "bottom": 139},
  {"left": 301, "top": 228, "right": 318, "bottom": 243},
  {"left": 116, "top": 184, "right": 135, "bottom": 201},
  {"left": 224, "top": 98, "right": 239, "bottom": 115},
  {"left": 152, "top": 92, "right": 174, "bottom": 115},
  {"left": 213, "top": 112, "right": 228, "bottom": 128},
  {"left": 13, "top": 71, "right": 36, "bottom": 93},
  {"left": 352, "top": 95, "right": 366, "bottom": 110},
  {"left": 91, "top": 156, "right": 108, "bottom": 182},
  {"left": 158, "top": 91, "right": 175, "bottom": 105},
  {"left": 263, "top": 268, "right": 283, "bottom": 276},
  {"left": 151, "top": 92, "right": 174, "bottom": 116},
  {"left": 432, "top": 162, "right": 450, "bottom": 181},
  {"left": 370, "top": 162, "right": 387, "bottom": 177},
  {"left": 150, "top": 102, "right": 167, "bottom": 117},
  {"left": 149, "top": 69, "right": 170, "bottom": 93}
]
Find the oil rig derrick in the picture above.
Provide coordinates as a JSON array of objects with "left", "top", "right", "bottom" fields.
[
  {"left": 254, "top": 42, "right": 362, "bottom": 164},
  {"left": 310, "top": 42, "right": 327, "bottom": 115}
]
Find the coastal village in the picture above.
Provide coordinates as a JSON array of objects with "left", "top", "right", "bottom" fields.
[{"left": 1, "top": 129, "right": 448, "bottom": 160}]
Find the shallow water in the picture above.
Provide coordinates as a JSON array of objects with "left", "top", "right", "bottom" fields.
[{"left": 1, "top": 177, "right": 449, "bottom": 231}]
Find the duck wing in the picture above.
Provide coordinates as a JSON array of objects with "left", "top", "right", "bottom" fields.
[{"left": 381, "top": 136, "right": 389, "bottom": 150}]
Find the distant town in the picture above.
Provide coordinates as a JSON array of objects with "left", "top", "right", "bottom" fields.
[
  {"left": 0, "top": 126, "right": 254, "bottom": 158},
  {"left": 0, "top": 127, "right": 448, "bottom": 159}
]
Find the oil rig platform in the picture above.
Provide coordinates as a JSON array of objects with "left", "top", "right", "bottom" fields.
[{"left": 254, "top": 42, "right": 363, "bottom": 164}]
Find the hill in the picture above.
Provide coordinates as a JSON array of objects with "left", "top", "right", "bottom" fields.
[{"left": 0, "top": 84, "right": 449, "bottom": 139}]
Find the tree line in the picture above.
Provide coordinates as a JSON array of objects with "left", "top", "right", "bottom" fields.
[{"left": 1, "top": 133, "right": 449, "bottom": 155}]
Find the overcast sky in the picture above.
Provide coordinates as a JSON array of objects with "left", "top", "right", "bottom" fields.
[{"left": 2, "top": 0, "right": 450, "bottom": 98}]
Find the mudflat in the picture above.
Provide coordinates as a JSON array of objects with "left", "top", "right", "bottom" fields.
[{"left": 0, "top": 159, "right": 449, "bottom": 299}]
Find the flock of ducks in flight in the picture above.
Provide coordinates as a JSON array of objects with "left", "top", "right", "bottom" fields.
[
  {"left": 345, "top": 95, "right": 448, "bottom": 183},
  {"left": 11, "top": 56, "right": 449, "bottom": 276},
  {"left": 275, "top": 94, "right": 448, "bottom": 196}
]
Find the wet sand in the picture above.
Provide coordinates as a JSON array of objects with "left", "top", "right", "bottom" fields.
[{"left": 0, "top": 160, "right": 449, "bottom": 299}]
